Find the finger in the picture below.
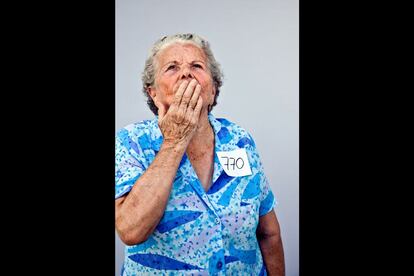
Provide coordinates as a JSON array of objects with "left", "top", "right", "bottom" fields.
[
  {"left": 171, "top": 80, "right": 189, "bottom": 109},
  {"left": 188, "top": 84, "right": 201, "bottom": 109},
  {"left": 179, "top": 79, "right": 198, "bottom": 110},
  {"left": 193, "top": 96, "right": 203, "bottom": 120},
  {"left": 183, "top": 102, "right": 194, "bottom": 126},
  {"left": 172, "top": 80, "right": 184, "bottom": 94},
  {"left": 176, "top": 79, "right": 198, "bottom": 121}
]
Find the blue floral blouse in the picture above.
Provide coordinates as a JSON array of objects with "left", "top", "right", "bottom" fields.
[{"left": 115, "top": 113, "right": 277, "bottom": 275}]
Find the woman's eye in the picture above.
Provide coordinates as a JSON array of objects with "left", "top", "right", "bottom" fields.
[
  {"left": 166, "top": 65, "right": 176, "bottom": 71},
  {"left": 193, "top": 64, "right": 203, "bottom": 69}
]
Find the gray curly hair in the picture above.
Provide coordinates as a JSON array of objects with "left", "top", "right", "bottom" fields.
[{"left": 141, "top": 33, "right": 224, "bottom": 115}]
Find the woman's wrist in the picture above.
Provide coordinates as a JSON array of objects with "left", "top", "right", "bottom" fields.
[{"left": 161, "top": 139, "right": 188, "bottom": 155}]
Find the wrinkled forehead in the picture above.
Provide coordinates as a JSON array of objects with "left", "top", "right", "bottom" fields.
[{"left": 155, "top": 42, "right": 207, "bottom": 67}]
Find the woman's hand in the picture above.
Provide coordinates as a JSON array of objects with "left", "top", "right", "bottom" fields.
[{"left": 156, "top": 79, "right": 203, "bottom": 147}]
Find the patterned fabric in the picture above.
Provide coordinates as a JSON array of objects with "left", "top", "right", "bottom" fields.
[{"left": 115, "top": 113, "right": 277, "bottom": 275}]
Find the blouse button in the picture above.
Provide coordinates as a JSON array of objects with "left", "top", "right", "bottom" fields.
[{"left": 216, "top": 261, "right": 223, "bottom": 269}]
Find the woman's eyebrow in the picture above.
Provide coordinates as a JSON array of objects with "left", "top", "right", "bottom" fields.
[
  {"left": 162, "top": 60, "right": 205, "bottom": 68},
  {"left": 161, "top": 60, "right": 180, "bottom": 68},
  {"left": 164, "top": 60, "right": 180, "bottom": 65}
]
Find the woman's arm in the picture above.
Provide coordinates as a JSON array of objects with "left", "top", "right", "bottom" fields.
[
  {"left": 257, "top": 210, "right": 285, "bottom": 276},
  {"left": 115, "top": 80, "right": 203, "bottom": 245},
  {"left": 116, "top": 140, "right": 187, "bottom": 245}
]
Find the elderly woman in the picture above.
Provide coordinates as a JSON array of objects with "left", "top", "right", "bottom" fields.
[{"left": 115, "top": 33, "right": 285, "bottom": 275}]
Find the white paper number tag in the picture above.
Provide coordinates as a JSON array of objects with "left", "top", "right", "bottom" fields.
[{"left": 217, "top": 148, "right": 252, "bottom": 177}]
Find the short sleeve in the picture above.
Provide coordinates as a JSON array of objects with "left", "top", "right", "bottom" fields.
[
  {"left": 259, "top": 173, "right": 277, "bottom": 216},
  {"left": 242, "top": 132, "right": 277, "bottom": 217},
  {"left": 250, "top": 135, "right": 276, "bottom": 216},
  {"left": 115, "top": 130, "right": 146, "bottom": 199}
]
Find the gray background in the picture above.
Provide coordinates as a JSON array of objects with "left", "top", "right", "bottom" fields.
[{"left": 115, "top": 0, "right": 298, "bottom": 275}]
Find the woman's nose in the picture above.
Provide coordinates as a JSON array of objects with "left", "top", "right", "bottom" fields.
[{"left": 180, "top": 66, "right": 194, "bottom": 80}]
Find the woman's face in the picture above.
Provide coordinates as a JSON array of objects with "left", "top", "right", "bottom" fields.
[{"left": 149, "top": 43, "right": 216, "bottom": 112}]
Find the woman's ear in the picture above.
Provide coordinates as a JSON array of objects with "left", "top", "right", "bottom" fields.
[
  {"left": 211, "top": 86, "right": 216, "bottom": 104},
  {"left": 147, "top": 87, "right": 157, "bottom": 102}
]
